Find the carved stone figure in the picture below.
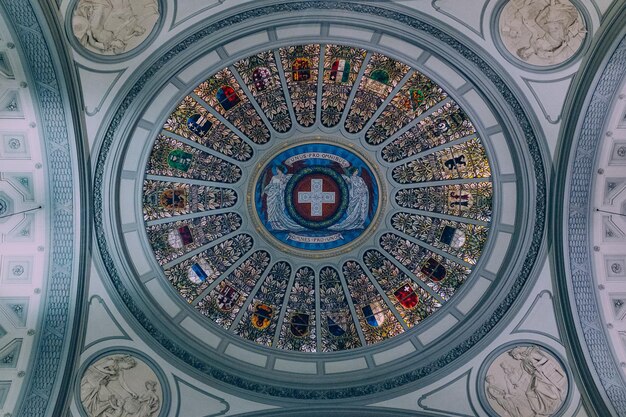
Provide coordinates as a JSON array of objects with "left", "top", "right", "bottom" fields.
[
  {"left": 72, "top": 0, "right": 159, "bottom": 55},
  {"left": 80, "top": 354, "right": 163, "bottom": 417},
  {"left": 484, "top": 345, "right": 568, "bottom": 417},
  {"left": 499, "top": 0, "right": 586, "bottom": 66}
]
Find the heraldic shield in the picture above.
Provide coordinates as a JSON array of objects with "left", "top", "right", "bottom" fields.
[
  {"left": 251, "top": 303, "right": 274, "bottom": 330},
  {"left": 393, "top": 283, "right": 419, "bottom": 310}
]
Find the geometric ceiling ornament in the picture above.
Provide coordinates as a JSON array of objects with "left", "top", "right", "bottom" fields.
[
  {"left": 524, "top": 76, "right": 573, "bottom": 124},
  {"left": 432, "top": 0, "right": 487, "bottom": 38},
  {"left": 0, "top": 339, "right": 23, "bottom": 368},
  {"left": 0, "top": 90, "right": 22, "bottom": 118},
  {"left": 3, "top": 172, "right": 35, "bottom": 201},
  {"left": 417, "top": 371, "right": 475, "bottom": 416},
  {"left": 512, "top": 290, "right": 561, "bottom": 342},
  {"left": 5, "top": 213, "right": 35, "bottom": 242},
  {"left": 0, "top": 51, "right": 14, "bottom": 79},
  {"left": 0, "top": 298, "right": 29, "bottom": 327},
  {"left": 0, "top": 381, "right": 10, "bottom": 409},
  {"left": 0, "top": 191, "right": 14, "bottom": 221},
  {"left": 94, "top": 2, "right": 546, "bottom": 399},
  {"left": 556, "top": 24, "right": 626, "bottom": 417}
]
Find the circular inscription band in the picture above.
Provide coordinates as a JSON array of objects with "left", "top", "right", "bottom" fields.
[{"left": 254, "top": 142, "right": 381, "bottom": 253}]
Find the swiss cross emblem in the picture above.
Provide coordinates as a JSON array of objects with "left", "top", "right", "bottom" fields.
[{"left": 292, "top": 173, "right": 342, "bottom": 222}]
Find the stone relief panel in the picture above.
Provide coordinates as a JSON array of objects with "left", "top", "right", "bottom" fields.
[
  {"left": 79, "top": 353, "right": 163, "bottom": 417},
  {"left": 71, "top": 0, "right": 159, "bottom": 56},
  {"left": 483, "top": 345, "right": 569, "bottom": 417},
  {"left": 498, "top": 0, "right": 586, "bottom": 67}
]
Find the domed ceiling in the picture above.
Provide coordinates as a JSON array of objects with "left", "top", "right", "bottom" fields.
[
  {"left": 141, "top": 44, "right": 493, "bottom": 352},
  {"left": 93, "top": 3, "right": 545, "bottom": 399}
]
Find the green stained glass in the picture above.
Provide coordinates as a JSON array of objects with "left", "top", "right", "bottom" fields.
[
  {"left": 391, "top": 213, "right": 489, "bottom": 265},
  {"left": 365, "top": 71, "right": 448, "bottom": 144},
  {"left": 142, "top": 44, "right": 497, "bottom": 352},
  {"left": 392, "top": 138, "right": 491, "bottom": 184},
  {"left": 395, "top": 182, "right": 493, "bottom": 221},
  {"left": 234, "top": 51, "right": 292, "bottom": 133},
  {"left": 344, "top": 53, "right": 410, "bottom": 133},
  {"left": 195, "top": 68, "right": 270, "bottom": 144},
  {"left": 319, "top": 267, "right": 361, "bottom": 351},
  {"left": 380, "top": 233, "right": 471, "bottom": 300}
]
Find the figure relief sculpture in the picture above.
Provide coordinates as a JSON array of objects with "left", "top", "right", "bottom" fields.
[
  {"left": 484, "top": 345, "right": 568, "bottom": 417},
  {"left": 72, "top": 0, "right": 159, "bottom": 55},
  {"left": 498, "top": 0, "right": 586, "bottom": 66},
  {"left": 80, "top": 353, "right": 163, "bottom": 417}
]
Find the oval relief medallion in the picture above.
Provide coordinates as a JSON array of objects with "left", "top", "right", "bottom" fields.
[
  {"left": 79, "top": 353, "right": 164, "bottom": 417},
  {"left": 72, "top": 0, "right": 160, "bottom": 56},
  {"left": 498, "top": 0, "right": 586, "bottom": 67},
  {"left": 483, "top": 345, "right": 569, "bottom": 417}
]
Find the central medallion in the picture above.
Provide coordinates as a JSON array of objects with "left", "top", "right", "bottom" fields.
[{"left": 254, "top": 142, "right": 380, "bottom": 252}]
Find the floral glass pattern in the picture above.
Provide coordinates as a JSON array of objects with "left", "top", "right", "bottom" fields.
[
  {"left": 365, "top": 71, "right": 447, "bottom": 144},
  {"left": 344, "top": 53, "right": 410, "bottom": 133},
  {"left": 142, "top": 44, "right": 496, "bottom": 352},
  {"left": 321, "top": 45, "right": 366, "bottom": 127},
  {"left": 279, "top": 44, "right": 320, "bottom": 127},
  {"left": 194, "top": 69, "right": 270, "bottom": 144},
  {"left": 196, "top": 250, "right": 271, "bottom": 328},
  {"left": 276, "top": 267, "right": 317, "bottom": 352},
  {"left": 234, "top": 51, "right": 292, "bottom": 133}
]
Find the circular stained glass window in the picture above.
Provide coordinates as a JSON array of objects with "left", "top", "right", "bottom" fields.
[
  {"left": 142, "top": 44, "right": 493, "bottom": 352},
  {"left": 252, "top": 142, "right": 382, "bottom": 253}
]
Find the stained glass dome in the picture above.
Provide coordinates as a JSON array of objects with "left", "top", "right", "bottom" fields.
[{"left": 140, "top": 44, "right": 493, "bottom": 352}]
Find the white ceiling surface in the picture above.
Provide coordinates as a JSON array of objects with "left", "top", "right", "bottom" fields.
[
  {"left": 55, "top": 0, "right": 620, "bottom": 415},
  {"left": 592, "top": 79, "right": 626, "bottom": 383},
  {"left": 0, "top": 14, "right": 48, "bottom": 417}
]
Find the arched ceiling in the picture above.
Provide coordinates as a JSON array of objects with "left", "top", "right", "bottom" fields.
[{"left": 3, "top": 0, "right": 626, "bottom": 416}]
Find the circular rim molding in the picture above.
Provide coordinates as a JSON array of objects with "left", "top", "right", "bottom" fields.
[{"left": 93, "top": 1, "right": 548, "bottom": 400}]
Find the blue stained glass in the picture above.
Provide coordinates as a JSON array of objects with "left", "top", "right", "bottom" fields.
[{"left": 191, "top": 263, "right": 208, "bottom": 282}]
